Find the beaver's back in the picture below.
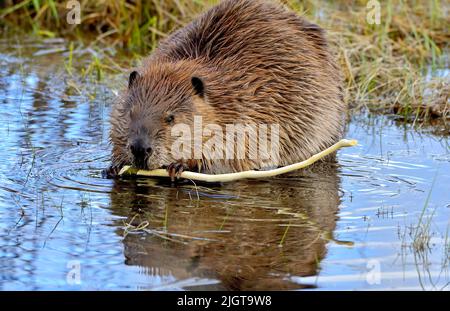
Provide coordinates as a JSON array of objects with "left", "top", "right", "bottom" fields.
[{"left": 152, "top": 0, "right": 332, "bottom": 66}]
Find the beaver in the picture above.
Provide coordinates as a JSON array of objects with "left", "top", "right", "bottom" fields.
[{"left": 106, "top": 0, "right": 346, "bottom": 180}]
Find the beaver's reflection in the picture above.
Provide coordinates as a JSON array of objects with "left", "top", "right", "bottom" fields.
[{"left": 110, "top": 164, "right": 341, "bottom": 290}]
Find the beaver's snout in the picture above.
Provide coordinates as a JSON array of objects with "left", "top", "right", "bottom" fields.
[{"left": 130, "top": 139, "right": 153, "bottom": 169}]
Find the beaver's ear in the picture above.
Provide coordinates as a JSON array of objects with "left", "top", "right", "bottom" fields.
[
  {"left": 128, "top": 71, "right": 140, "bottom": 89},
  {"left": 191, "top": 77, "right": 205, "bottom": 97}
]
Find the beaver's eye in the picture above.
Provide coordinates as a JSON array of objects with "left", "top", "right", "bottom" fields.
[{"left": 165, "top": 115, "right": 175, "bottom": 124}]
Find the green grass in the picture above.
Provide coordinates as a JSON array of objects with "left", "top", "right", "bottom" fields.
[
  {"left": 1, "top": 0, "right": 448, "bottom": 121},
  {"left": 412, "top": 169, "right": 438, "bottom": 254}
]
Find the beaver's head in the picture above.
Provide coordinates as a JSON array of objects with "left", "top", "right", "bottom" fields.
[{"left": 123, "top": 63, "right": 210, "bottom": 170}]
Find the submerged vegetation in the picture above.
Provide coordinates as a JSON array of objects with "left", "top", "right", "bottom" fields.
[{"left": 0, "top": 0, "right": 449, "bottom": 121}]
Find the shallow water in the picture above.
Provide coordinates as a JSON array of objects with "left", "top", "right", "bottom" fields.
[{"left": 0, "top": 38, "right": 449, "bottom": 290}]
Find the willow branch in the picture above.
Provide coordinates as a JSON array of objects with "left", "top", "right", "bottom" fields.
[{"left": 119, "top": 139, "right": 358, "bottom": 182}]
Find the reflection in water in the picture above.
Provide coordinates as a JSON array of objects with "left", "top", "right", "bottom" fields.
[{"left": 110, "top": 165, "right": 341, "bottom": 290}]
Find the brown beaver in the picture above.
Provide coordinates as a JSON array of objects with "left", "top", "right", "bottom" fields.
[{"left": 106, "top": 0, "right": 346, "bottom": 179}]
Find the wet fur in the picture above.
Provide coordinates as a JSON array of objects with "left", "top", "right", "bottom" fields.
[{"left": 109, "top": 0, "right": 346, "bottom": 175}]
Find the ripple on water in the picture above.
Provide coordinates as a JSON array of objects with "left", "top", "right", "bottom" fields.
[{"left": 35, "top": 144, "right": 114, "bottom": 194}]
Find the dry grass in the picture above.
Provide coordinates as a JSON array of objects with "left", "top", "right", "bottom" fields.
[
  {"left": 301, "top": 0, "right": 449, "bottom": 120},
  {"left": 1, "top": 0, "right": 448, "bottom": 120},
  {"left": 0, "top": 0, "right": 216, "bottom": 52}
]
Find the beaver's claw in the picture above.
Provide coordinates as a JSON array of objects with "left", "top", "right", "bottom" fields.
[
  {"left": 102, "top": 166, "right": 121, "bottom": 179},
  {"left": 167, "top": 162, "right": 187, "bottom": 182}
]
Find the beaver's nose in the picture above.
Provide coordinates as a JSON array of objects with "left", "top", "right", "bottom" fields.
[{"left": 130, "top": 140, "right": 153, "bottom": 168}]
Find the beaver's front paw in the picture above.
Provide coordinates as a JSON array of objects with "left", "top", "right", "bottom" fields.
[
  {"left": 166, "top": 161, "right": 188, "bottom": 182},
  {"left": 102, "top": 166, "right": 121, "bottom": 179}
]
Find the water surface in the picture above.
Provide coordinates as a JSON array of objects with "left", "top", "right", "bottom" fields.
[{"left": 0, "top": 38, "right": 448, "bottom": 290}]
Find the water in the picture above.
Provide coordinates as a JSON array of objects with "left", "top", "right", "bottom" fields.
[{"left": 0, "top": 38, "right": 449, "bottom": 291}]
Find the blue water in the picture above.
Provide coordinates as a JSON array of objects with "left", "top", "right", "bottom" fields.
[{"left": 0, "top": 38, "right": 448, "bottom": 290}]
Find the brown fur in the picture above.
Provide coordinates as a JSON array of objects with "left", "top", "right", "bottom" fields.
[{"left": 108, "top": 0, "right": 346, "bottom": 176}]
